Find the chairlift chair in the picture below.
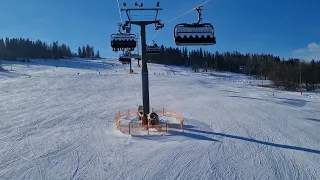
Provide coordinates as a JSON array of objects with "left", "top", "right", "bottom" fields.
[
  {"left": 111, "top": 33, "right": 137, "bottom": 52},
  {"left": 174, "top": 23, "right": 216, "bottom": 46},
  {"left": 146, "top": 40, "right": 160, "bottom": 54},
  {"left": 119, "top": 53, "right": 132, "bottom": 65},
  {"left": 155, "top": 22, "right": 164, "bottom": 30},
  {"left": 173, "top": 6, "right": 216, "bottom": 46}
]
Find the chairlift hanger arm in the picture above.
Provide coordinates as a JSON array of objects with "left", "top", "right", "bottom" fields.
[
  {"left": 123, "top": 9, "right": 131, "bottom": 23},
  {"left": 117, "top": 23, "right": 124, "bottom": 34},
  {"left": 155, "top": 10, "right": 159, "bottom": 22},
  {"left": 194, "top": 6, "right": 203, "bottom": 24},
  {"left": 197, "top": 11, "right": 203, "bottom": 24}
]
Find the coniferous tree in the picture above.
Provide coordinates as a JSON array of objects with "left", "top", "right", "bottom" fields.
[
  {"left": 52, "top": 41, "right": 59, "bottom": 59},
  {"left": 85, "top": 45, "right": 91, "bottom": 58},
  {"left": 0, "top": 38, "right": 6, "bottom": 59},
  {"left": 78, "top": 47, "right": 82, "bottom": 57},
  {"left": 95, "top": 50, "right": 100, "bottom": 58},
  {"left": 82, "top": 46, "right": 86, "bottom": 58},
  {"left": 0, "top": 37, "right": 99, "bottom": 60},
  {"left": 0, "top": 37, "right": 318, "bottom": 91},
  {"left": 91, "top": 46, "right": 95, "bottom": 58},
  {"left": 67, "top": 46, "right": 72, "bottom": 58},
  {"left": 146, "top": 44, "right": 320, "bottom": 90}
]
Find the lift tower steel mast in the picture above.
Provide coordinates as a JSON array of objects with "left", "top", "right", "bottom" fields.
[{"left": 121, "top": 3, "right": 164, "bottom": 115}]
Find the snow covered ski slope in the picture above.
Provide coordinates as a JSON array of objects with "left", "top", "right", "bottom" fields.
[{"left": 0, "top": 58, "right": 319, "bottom": 180}]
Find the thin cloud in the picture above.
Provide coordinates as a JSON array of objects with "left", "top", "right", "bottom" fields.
[
  {"left": 292, "top": 48, "right": 305, "bottom": 53},
  {"left": 292, "top": 42, "right": 320, "bottom": 61},
  {"left": 307, "top": 42, "right": 320, "bottom": 52}
]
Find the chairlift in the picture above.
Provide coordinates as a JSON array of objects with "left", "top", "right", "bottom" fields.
[
  {"left": 131, "top": 53, "right": 141, "bottom": 60},
  {"left": 119, "top": 51, "right": 132, "bottom": 65},
  {"left": 119, "top": 56, "right": 131, "bottom": 65},
  {"left": 174, "top": 6, "right": 216, "bottom": 46},
  {"left": 111, "top": 23, "right": 137, "bottom": 52},
  {"left": 146, "top": 40, "right": 160, "bottom": 54},
  {"left": 111, "top": 33, "right": 137, "bottom": 52},
  {"left": 155, "top": 21, "right": 164, "bottom": 30}
]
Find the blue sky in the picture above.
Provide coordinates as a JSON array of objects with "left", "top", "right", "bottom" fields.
[{"left": 0, "top": 0, "right": 319, "bottom": 60}]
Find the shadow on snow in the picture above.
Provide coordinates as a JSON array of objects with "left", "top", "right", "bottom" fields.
[
  {"left": 133, "top": 123, "right": 218, "bottom": 142},
  {"left": 2, "top": 58, "right": 118, "bottom": 71},
  {"left": 306, "top": 118, "right": 320, "bottom": 123},
  {"left": 131, "top": 116, "right": 319, "bottom": 154},
  {"left": 185, "top": 127, "right": 320, "bottom": 154},
  {"left": 0, "top": 69, "right": 30, "bottom": 78},
  {"left": 227, "top": 95, "right": 308, "bottom": 107},
  {"left": 133, "top": 130, "right": 218, "bottom": 142}
]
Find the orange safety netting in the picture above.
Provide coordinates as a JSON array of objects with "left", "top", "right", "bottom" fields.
[{"left": 115, "top": 108, "right": 184, "bottom": 135}]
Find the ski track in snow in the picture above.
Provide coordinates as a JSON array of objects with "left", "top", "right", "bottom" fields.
[{"left": 0, "top": 58, "right": 319, "bottom": 180}]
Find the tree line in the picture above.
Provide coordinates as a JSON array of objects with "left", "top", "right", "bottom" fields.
[
  {"left": 148, "top": 45, "right": 320, "bottom": 90},
  {"left": 1, "top": 37, "right": 318, "bottom": 91},
  {"left": 0, "top": 37, "right": 100, "bottom": 60}
]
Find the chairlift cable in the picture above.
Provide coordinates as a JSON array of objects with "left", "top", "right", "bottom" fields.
[
  {"left": 167, "top": 0, "right": 210, "bottom": 23},
  {"left": 116, "top": 0, "right": 123, "bottom": 23}
]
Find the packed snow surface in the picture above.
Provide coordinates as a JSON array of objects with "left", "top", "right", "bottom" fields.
[{"left": 0, "top": 58, "right": 319, "bottom": 180}]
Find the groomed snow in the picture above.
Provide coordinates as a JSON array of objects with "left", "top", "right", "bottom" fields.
[{"left": 0, "top": 58, "right": 319, "bottom": 179}]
